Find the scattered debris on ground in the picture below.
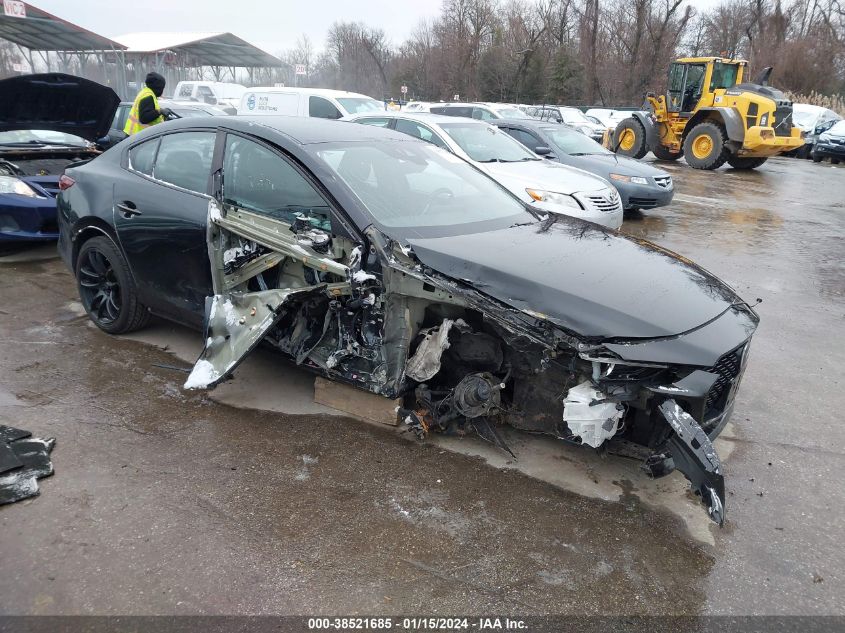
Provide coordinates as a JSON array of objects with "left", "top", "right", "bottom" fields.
[{"left": 0, "top": 425, "right": 55, "bottom": 505}]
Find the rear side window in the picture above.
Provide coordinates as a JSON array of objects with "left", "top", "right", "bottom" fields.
[
  {"left": 395, "top": 119, "right": 449, "bottom": 149},
  {"left": 357, "top": 117, "right": 391, "bottom": 127},
  {"left": 309, "top": 96, "right": 342, "bottom": 119},
  {"left": 152, "top": 132, "right": 215, "bottom": 194},
  {"left": 507, "top": 128, "right": 542, "bottom": 151},
  {"left": 430, "top": 106, "right": 473, "bottom": 117},
  {"left": 128, "top": 138, "right": 158, "bottom": 176},
  {"left": 222, "top": 135, "right": 330, "bottom": 229},
  {"left": 473, "top": 108, "right": 496, "bottom": 121}
]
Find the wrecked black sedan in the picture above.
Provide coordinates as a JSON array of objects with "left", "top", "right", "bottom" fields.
[{"left": 57, "top": 117, "right": 758, "bottom": 524}]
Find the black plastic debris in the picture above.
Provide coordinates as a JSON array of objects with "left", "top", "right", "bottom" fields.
[{"left": 0, "top": 425, "right": 55, "bottom": 505}]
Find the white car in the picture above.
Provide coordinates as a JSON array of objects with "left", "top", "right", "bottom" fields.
[
  {"left": 585, "top": 108, "right": 638, "bottom": 130},
  {"left": 347, "top": 112, "right": 623, "bottom": 228},
  {"left": 428, "top": 102, "right": 534, "bottom": 121},
  {"left": 791, "top": 104, "right": 842, "bottom": 158},
  {"left": 172, "top": 81, "right": 246, "bottom": 113}
]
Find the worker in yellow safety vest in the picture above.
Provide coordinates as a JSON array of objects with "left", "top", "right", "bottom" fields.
[{"left": 124, "top": 72, "right": 172, "bottom": 135}]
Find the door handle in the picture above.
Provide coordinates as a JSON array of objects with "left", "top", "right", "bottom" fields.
[{"left": 117, "top": 201, "right": 142, "bottom": 218}]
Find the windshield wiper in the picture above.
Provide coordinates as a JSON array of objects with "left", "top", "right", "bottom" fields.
[
  {"left": 476, "top": 158, "right": 501, "bottom": 163},
  {"left": 0, "top": 140, "right": 86, "bottom": 148}
]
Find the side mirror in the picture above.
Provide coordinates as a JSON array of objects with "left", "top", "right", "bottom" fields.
[
  {"left": 205, "top": 95, "right": 217, "bottom": 105},
  {"left": 534, "top": 146, "right": 553, "bottom": 156},
  {"left": 96, "top": 130, "right": 127, "bottom": 151}
]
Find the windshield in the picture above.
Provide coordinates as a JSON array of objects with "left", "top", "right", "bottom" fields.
[
  {"left": 440, "top": 122, "right": 539, "bottom": 162},
  {"left": 0, "top": 129, "right": 88, "bottom": 146},
  {"left": 791, "top": 107, "right": 819, "bottom": 127},
  {"left": 494, "top": 107, "right": 531, "bottom": 119},
  {"left": 827, "top": 121, "right": 845, "bottom": 136},
  {"left": 315, "top": 142, "right": 533, "bottom": 237},
  {"left": 337, "top": 98, "right": 384, "bottom": 114},
  {"left": 560, "top": 108, "right": 592, "bottom": 125},
  {"left": 541, "top": 126, "right": 609, "bottom": 155},
  {"left": 172, "top": 109, "right": 207, "bottom": 118}
]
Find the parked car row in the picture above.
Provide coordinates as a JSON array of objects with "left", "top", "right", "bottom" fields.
[{"left": 1, "top": 75, "right": 680, "bottom": 245}]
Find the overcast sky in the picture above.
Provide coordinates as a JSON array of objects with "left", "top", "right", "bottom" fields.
[{"left": 33, "top": 0, "right": 722, "bottom": 55}]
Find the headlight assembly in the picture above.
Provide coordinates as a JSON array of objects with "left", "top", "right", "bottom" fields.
[
  {"left": 609, "top": 173, "right": 648, "bottom": 185},
  {"left": 0, "top": 176, "right": 40, "bottom": 198},
  {"left": 525, "top": 188, "right": 582, "bottom": 210}
]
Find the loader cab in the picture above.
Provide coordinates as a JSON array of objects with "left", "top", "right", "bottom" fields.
[{"left": 666, "top": 59, "right": 744, "bottom": 115}]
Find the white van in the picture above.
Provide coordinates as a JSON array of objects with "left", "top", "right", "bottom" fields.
[
  {"left": 238, "top": 87, "right": 384, "bottom": 119},
  {"left": 172, "top": 81, "right": 247, "bottom": 112}
]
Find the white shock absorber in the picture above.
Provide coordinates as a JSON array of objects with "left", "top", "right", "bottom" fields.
[{"left": 562, "top": 381, "right": 624, "bottom": 448}]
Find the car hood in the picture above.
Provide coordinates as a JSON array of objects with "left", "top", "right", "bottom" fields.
[
  {"left": 480, "top": 159, "right": 609, "bottom": 195},
  {"left": 408, "top": 220, "right": 748, "bottom": 340},
  {"left": 0, "top": 73, "right": 120, "bottom": 142},
  {"left": 563, "top": 153, "right": 669, "bottom": 179}
]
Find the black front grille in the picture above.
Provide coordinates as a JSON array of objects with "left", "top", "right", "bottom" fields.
[
  {"left": 628, "top": 197, "right": 658, "bottom": 208},
  {"left": 706, "top": 347, "right": 744, "bottom": 411},
  {"left": 773, "top": 106, "right": 793, "bottom": 137},
  {"left": 40, "top": 219, "right": 59, "bottom": 234}
]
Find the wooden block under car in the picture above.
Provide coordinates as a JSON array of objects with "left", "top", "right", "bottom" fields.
[{"left": 313, "top": 377, "right": 401, "bottom": 427}]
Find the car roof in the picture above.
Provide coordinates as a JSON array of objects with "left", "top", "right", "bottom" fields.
[
  {"left": 243, "top": 87, "right": 376, "bottom": 99},
  {"left": 157, "top": 115, "right": 418, "bottom": 145},
  {"left": 350, "top": 111, "right": 461, "bottom": 125},
  {"left": 491, "top": 118, "right": 554, "bottom": 130}
]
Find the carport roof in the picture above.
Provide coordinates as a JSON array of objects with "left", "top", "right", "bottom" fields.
[
  {"left": 0, "top": 2, "right": 125, "bottom": 51},
  {"left": 113, "top": 32, "right": 283, "bottom": 67}
]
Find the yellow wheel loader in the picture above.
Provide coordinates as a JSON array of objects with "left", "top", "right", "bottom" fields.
[{"left": 613, "top": 57, "right": 804, "bottom": 170}]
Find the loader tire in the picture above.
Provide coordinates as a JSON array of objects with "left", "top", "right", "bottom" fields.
[
  {"left": 683, "top": 122, "right": 730, "bottom": 170},
  {"left": 727, "top": 156, "right": 767, "bottom": 170},
  {"left": 613, "top": 119, "right": 648, "bottom": 159},
  {"left": 651, "top": 144, "right": 683, "bottom": 161}
]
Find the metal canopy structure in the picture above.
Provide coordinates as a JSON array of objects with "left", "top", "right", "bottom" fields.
[
  {"left": 1, "top": 4, "right": 284, "bottom": 98},
  {"left": 0, "top": 2, "right": 125, "bottom": 52},
  {"left": 114, "top": 32, "right": 283, "bottom": 69}
]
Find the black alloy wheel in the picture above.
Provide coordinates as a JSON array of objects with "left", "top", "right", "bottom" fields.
[{"left": 76, "top": 236, "right": 149, "bottom": 334}]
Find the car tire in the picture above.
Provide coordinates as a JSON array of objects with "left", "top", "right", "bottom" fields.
[
  {"left": 683, "top": 122, "right": 730, "bottom": 170},
  {"left": 651, "top": 145, "right": 683, "bottom": 161},
  {"left": 811, "top": 151, "right": 823, "bottom": 163},
  {"left": 797, "top": 144, "right": 811, "bottom": 160},
  {"left": 727, "top": 156, "right": 767, "bottom": 170},
  {"left": 833, "top": 158, "right": 841, "bottom": 165},
  {"left": 75, "top": 236, "right": 150, "bottom": 334},
  {"left": 613, "top": 119, "right": 648, "bottom": 159}
]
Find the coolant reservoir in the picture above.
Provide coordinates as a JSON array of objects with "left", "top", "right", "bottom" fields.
[{"left": 563, "top": 381, "right": 624, "bottom": 448}]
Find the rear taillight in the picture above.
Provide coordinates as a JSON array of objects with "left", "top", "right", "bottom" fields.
[{"left": 58, "top": 174, "right": 75, "bottom": 191}]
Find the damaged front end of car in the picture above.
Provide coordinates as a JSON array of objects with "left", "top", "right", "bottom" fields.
[{"left": 186, "top": 200, "right": 757, "bottom": 526}]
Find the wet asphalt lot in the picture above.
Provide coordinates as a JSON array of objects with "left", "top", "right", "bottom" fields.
[{"left": 0, "top": 156, "right": 843, "bottom": 616}]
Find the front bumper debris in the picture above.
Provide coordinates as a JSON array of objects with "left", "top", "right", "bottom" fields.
[{"left": 656, "top": 399, "right": 726, "bottom": 526}]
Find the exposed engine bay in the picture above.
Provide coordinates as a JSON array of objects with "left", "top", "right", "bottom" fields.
[
  {"left": 186, "top": 200, "right": 754, "bottom": 525},
  {"left": 0, "top": 149, "right": 97, "bottom": 178}
]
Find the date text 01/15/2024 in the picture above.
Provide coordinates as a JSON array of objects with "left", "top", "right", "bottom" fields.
[{"left": 307, "top": 617, "right": 527, "bottom": 630}]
